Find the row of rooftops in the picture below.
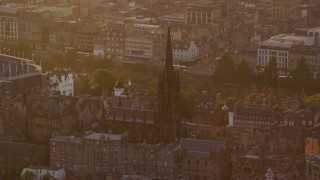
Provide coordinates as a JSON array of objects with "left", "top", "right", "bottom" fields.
[
  {"left": 187, "top": 0, "right": 226, "bottom": 9},
  {"left": 0, "top": 4, "right": 78, "bottom": 14},
  {"left": 51, "top": 133, "right": 225, "bottom": 158},
  {"left": 259, "top": 27, "right": 320, "bottom": 49},
  {"left": 51, "top": 132, "right": 124, "bottom": 143}
]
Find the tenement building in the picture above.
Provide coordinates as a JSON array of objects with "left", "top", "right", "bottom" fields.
[
  {"left": 94, "top": 22, "right": 125, "bottom": 61},
  {"left": 27, "top": 94, "right": 77, "bottom": 142},
  {"left": 50, "top": 132, "right": 127, "bottom": 177},
  {"left": 177, "top": 139, "right": 229, "bottom": 180},
  {"left": 0, "top": 6, "right": 19, "bottom": 42},
  {"left": 0, "top": 142, "right": 48, "bottom": 178}
]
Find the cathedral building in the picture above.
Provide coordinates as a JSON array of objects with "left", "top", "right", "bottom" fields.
[
  {"left": 104, "top": 27, "right": 182, "bottom": 144},
  {"left": 156, "top": 27, "right": 181, "bottom": 143}
]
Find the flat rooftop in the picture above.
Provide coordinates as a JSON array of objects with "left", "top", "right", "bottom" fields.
[
  {"left": 84, "top": 132, "right": 123, "bottom": 141},
  {"left": 187, "top": 0, "right": 225, "bottom": 8},
  {"left": 260, "top": 33, "right": 316, "bottom": 49}
]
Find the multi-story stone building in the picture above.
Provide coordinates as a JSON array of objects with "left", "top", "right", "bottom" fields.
[
  {"left": 123, "top": 21, "right": 166, "bottom": 62},
  {"left": 256, "top": 0, "right": 272, "bottom": 17},
  {"left": 257, "top": 27, "right": 320, "bottom": 76},
  {"left": 0, "top": 99, "right": 26, "bottom": 142},
  {"left": 182, "top": 122, "right": 234, "bottom": 142},
  {"left": 157, "top": 139, "right": 229, "bottom": 179},
  {"left": 77, "top": 23, "right": 100, "bottom": 52},
  {"left": 74, "top": 95, "right": 104, "bottom": 130},
  {"left": 173, "top": 40, "right": 200, "bottom": 65},
  {"left": 122, "top": 143, "right": 161, "bottom": 176},
  {"left": 50, "top": 133, "right": 230, "bottom": 179},
  {"left": 27, "top": 95, "right": 77, "bottom": 142},
  {"left": 270, "top": 0, "right": 301, "bottom": 25},
  {"left": 50, "top": 132, "right": 126, "bottom": 177},
  {"left": 185, "top": 0, "right": 227, "bottom": 25},
  {"left": 256, "top": 0, "right": 302, "bottom": 27},
  {"left": 125, "top": 34, "right": 155, "bottom": 61},
  {"left": 233, "top": 107, "right": 274, "bottom": 129},
  {"left": 282, "top": 109, "right": 318, "bottom": 127},
  {"left": 94, "top": 22, "right": 126, "bottom": 61},
  {"left": 234, "top": 153, "right": 305, "bottom": 180},
  {"left": 0, "top": 6, "right": 19, "bottom": 43},
  {"left": 49, "top": 19, "right": 77, "bottom": 52},
  {"left": 18, "top": 8, "right": 51, "bottom": 51},
  {"left": 0, "top": 142, "right": 48, "bottom": 179},
  {"left": 91, "top": 7, "right": 125, "bottom": 23},
  {"left": 105, "top": 105, "right": 156, "bottom": 143}
]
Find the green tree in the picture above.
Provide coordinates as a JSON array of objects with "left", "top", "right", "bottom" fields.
[
  {"left": 92, "top": 68, "right": 117, "bottom": 93},
  {"left": 235, "top": 58, "right": 251, "bottom": 85},
  {"left": 180, "top": 90, "right": 195, "bottom": 119},
  {"left": 11, "top": 40, "right": 32, "bottom": 58},
  {"left": 213, "top": 54, "right": 235, "bottom": 83},
  {"left": 21, "top": 171, "right": 34, "bottom": 180},
  {"left": 42, "top": 53, "right": 64, "bottom": 71},
  {"left": 41, "top": 174, "right": 51, "bottom": 180},
  {"left": 262, "top": 57, "right": 277, "bottom": 86},
  {"left": 292, "top": 57, "right": 312, "bottom": 91}
]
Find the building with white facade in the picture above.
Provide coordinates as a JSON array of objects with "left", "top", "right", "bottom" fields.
[
  {"left": 257, "top": 27, "right": 320, "bottom": 75},
  {"left": 0, "top": 6, "right": 19, "bottom": 42},
  {"left": 93, "top": 44, "right": 105, "bottom": 58},
  {"left": 185, "top": 0, "right": 226, "bottom": 24},
  {"left": 21, "top": 166, "right": 66, "bottom": 180},
  {"left": 114, "top": 81, "right": 125, "bottom": 97},
  {"left": 173, "top": 40, "right": 200, "bottom": 63},
  {"left": 125, "top": 35, "right": 154, "bottom": 60},
  {"left": 47, "top": 68, "right": 74, "bottom": 96}
]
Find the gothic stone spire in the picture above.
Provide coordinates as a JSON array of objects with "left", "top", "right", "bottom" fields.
[{"left": 165, "top": 27, "right": 173, "bottom": 76}]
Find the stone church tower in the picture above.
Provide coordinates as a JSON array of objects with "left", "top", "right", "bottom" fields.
[{"left": 156, "top": 27, "right": 181, "bottom": 143}]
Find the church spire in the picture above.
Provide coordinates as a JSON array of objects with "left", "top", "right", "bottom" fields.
[{"left": 165, "top": 27, "right": 173, "bottom": 74}]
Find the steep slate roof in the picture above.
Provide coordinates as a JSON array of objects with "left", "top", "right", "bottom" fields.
[
  {"left": 51, "top": 135, "right": 82, "bottom": 143},
  {"left": 173, "top": 40, "right": 196, "bottom": 50},
  {"left": 84, "top": 132, "right": 122, "bottom": 141},
  {"left": 237, "top": 106, "right": 272, "bottom": 117},
  {"left": 109, "top": 106, "right": 155, "bottom": 124},
  {"left": 29, "top": 96, "right": 76, "bottom": 117},
  {"left": 180, "top": 139, "right": 224, "bottom": 158},
  {"left": 39, "top": 101, "right": 66, "bottom": 116}
]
